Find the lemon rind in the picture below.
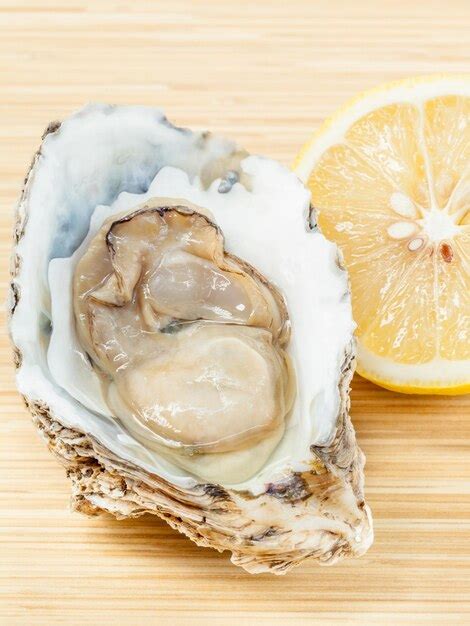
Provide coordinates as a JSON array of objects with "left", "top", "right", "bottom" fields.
[{"left": 356, "top": 365, "right": 470, "bottom": 396}]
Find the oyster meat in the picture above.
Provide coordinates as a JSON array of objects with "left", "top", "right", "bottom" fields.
[{"left": 10, "top": 104, "right": 373, "bottom": 574}]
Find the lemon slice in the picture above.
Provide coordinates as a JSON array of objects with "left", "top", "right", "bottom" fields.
[{"left": 294, "top": 76, "right": 470, "bottom": 395}]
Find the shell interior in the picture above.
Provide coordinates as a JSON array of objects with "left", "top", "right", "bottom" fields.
[{"left": 12, "top": 104, "right": 354, "bottom": 495}]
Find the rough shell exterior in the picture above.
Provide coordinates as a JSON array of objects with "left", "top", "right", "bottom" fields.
[{"left": 10, "top": 118, "right": 372, "bottom": 575}]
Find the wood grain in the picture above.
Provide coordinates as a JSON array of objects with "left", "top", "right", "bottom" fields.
[{"left": 1, "top": 1, "right": 469, "bottom": 624}]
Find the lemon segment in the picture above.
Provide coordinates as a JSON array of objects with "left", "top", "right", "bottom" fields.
[{"left": 294, "top": 76, "right": 470, "bottom": 394}]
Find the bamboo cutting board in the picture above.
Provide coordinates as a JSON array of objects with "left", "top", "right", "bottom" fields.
[{"left": 1, "top": 1, "right": 469, "bottom": 624}]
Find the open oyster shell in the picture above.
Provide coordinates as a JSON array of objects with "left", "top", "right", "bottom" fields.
[{"left": 9, "top": 104, "right": 373, "bottom": 574}]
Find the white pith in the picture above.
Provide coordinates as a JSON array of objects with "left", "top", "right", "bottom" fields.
[{"left": 387, "top": 193, "right": 463, "bottom": 252}]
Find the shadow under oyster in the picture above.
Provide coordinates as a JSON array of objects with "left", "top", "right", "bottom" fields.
[{"left": 9, "top": 104, "right": 373, "bottom": 574}]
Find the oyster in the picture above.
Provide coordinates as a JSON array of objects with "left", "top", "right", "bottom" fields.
[
  {"left": 10, "top": 104, "right": 372, "bottom": 574},
  {"left": 73, "top": 200, "right": 295, "bottom": 483}
]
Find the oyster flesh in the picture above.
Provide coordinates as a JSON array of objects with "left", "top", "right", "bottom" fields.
[{"left": 10, "top": 104, "right": 372, "bottom": 574}]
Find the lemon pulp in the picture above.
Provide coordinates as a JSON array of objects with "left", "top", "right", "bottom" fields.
[{"left": 294, "top": 77, "right": 470, "bottom": 394}]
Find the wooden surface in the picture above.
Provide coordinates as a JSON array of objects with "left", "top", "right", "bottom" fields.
[{"left": 1, "top": 1, "right": 470, "bottom": 624}]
